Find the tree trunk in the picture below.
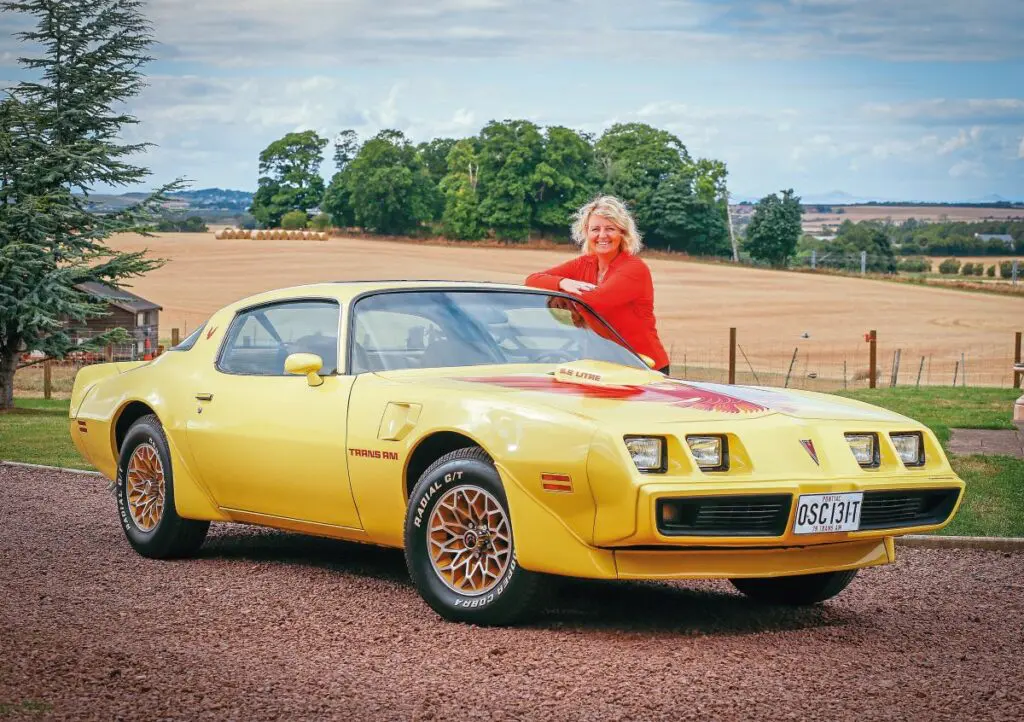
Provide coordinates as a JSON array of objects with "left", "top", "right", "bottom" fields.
[{"left": 0, "top": 347, "right": 17, "bottom": 411}]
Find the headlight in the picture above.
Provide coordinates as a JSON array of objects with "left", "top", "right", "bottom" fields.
[
  {"left": 685, "top": 435, "right": 727, "bottom": 471},
  {"left": 624, "top": 436, "right": 664, "bottom": 472},
  {"left": 890, "top": 432, "right": 924, "bottom": 466},
  {"left": 845, "top": 433, "right": 879, "bottom": 468}
]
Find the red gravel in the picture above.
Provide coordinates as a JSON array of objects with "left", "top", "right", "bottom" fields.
[{"left": 2, "top": 464, "right": 1022, "bottom": 721}]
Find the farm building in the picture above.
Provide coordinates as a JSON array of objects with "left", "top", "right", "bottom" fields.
[{"left": 67, "top": 281, "right": 162, "bottom": 361}]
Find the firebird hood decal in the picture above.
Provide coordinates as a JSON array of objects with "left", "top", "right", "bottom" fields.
[
  {"left": 457, "top": 375, "right": 768, "bottom": 414},
  {"left": 455, "top": 374, "right": 900, "bottom": 421}
]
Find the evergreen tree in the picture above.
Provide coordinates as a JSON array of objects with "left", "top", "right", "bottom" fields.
[{"left": 0, "top": 0, "right": 183, "bottom": 410}]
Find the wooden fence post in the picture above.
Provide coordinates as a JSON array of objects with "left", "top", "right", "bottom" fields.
[
  {"left": 1015, "top": 331, "right": 1022, "bottom": 389},
  {"left": 784, "top": 347, "right": 799, "bottom": 388},
  {"left": 171, "top": 327, "right": 180, "bottom": 347},
  {"left": 105, "top": 344, "right": 113, "bottom": 362},
  {"left": 43, "top": 359, "right": 52, "bottom": 400},
  {"left": 728, "top": 327, "right": 736, "bottom": 384},
  {"left": 868, "top": 330, "right": 877, "bottom": 389}
]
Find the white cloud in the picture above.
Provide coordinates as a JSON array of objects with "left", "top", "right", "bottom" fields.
[
  {"left": 949, "top": 160, "right": 985, "bottom": 179},
  {"left": 864, "top": 99, "right": 1024, "bottom": 125},
  {"left": 938, "top": 127, "right": 983, "bottom": 155}
]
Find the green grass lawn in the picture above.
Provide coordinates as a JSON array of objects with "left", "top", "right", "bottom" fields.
[
  {"left": 3, "top": 388, "right": 1022, "bottom": 536},
  {"left": 0, "top": 398, "right": 92, "bottom": 470}
]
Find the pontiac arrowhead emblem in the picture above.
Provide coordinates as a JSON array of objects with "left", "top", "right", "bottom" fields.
[
  {"left": 800, "top": 439, "right": 820, "bottom": 465},
  {"left": 205, "top": 326, "right": 217, "bottom": 340}
]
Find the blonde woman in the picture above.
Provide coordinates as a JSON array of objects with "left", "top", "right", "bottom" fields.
[{"left": 525, "top": 195, "right": 670, "bottom": 373}]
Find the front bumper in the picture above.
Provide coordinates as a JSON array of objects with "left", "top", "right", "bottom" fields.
[{"left": 599, "top": 474, "right": 965, "bottom": 548}]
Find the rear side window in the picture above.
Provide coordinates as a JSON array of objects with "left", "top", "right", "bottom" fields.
[
  {"left": 218, "top": 300, "right": 340, "bottom": 376},
  {"left": 171, "top": 322, "right": 206, "bottom": 351}
]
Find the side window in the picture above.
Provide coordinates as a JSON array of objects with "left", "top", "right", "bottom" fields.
[{"left": 218, "top": 300, "right": 339, "bottom": 376}]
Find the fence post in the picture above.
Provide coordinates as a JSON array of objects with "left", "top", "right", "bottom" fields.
[
  {"left": 860, "top": 251, "right": 867, "bottom": 275},
  {"left": 105, "top": 344, "right": 113, "bottom": 362},
  {"left": 43, "top": 359, "right": 52, "bottom": 400},
  {"left": 728, "top": 327, "right": 736, "bottom": 384},
  {"left": 952, "top": 360, "right": 959, "bottom": 386},
  {"left": 1015, "top": 331, "right": 1022, "bottom": 389},
  {"left": 171, "top": 327, "right": 180, "bottom": 347},
  {"left": 784, "top": 347, "right": 799, "bottom": 388},
  {"left": 961, "top": 351, "right": 966, "bottom": 387},
  {"left": 916, "top": 356, "right": 925, "bottom": 388},
  {"left": 890, "top": 349, "right": 901, "bottom": 387},
  {"left": 1014, "top": 259, "right": 1019, "bottom": 286},
  {"left": 811, "top": 250, "right": 816, "bottom": 270},
  {"left": 868, "top": 330, "right": 877, "bottom": 389}
]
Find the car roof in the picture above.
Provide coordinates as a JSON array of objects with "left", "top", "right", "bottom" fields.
[{"left": 227, "top": 280, "right": 543, "bottom": 310}]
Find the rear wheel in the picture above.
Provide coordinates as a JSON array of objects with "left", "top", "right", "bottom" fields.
[
  {"left": 116, "top": 414, "right": 209, "bottom": 559},
  {"left": 730, "top": 569, "right": 858, "bottom": 605},
  {"left": 404, "top": 447, "right": 545, "bottom": 625}
]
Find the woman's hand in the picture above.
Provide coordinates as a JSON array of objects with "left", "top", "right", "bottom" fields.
[{"left": 559, "top": 278, "right": 596, "bottom": 294}]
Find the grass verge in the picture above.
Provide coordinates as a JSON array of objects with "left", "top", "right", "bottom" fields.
[{"left": 0, "top": 399, "right": 92, "bottom": 470}]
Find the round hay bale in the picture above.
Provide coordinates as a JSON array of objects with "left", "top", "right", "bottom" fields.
[
  {"left": 225, "top": 229, "right": 237, "bottom": 239},
  {"left": 214, "top": 229, "right": 226, "bottom": 239},
  {"left": 301, "top": 231, "right": 311, "bottom": 240},
  {"left": 274, "top": 229, "right": 285, "bottom": 240}
]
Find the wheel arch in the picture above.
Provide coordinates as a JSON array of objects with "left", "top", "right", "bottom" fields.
[
  {"left": 404, "top": 430, "right": 492, "bottom": 502},
  {"left": 113, "top": 400, "right": 159, "bottom": 455}
]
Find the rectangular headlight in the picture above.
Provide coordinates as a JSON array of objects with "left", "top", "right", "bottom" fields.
[
  {"left": 624, "top": 436, "right": 664, "bottom": 472},
  {"left": 845, "top": 433, "right": 879, "bottom": 468},
  {"left": 685, "top": 435, "right": 727, "bottom": 471},
  {"left": 890, "top": 432, "right": 924, "bottom": 466}
]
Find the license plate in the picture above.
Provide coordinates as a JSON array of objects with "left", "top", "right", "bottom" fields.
[{"left": 793, "top": 492, "right": 863, "bottom": 534}]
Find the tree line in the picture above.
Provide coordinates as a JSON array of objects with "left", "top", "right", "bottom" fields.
[{"left": 248, "top": 123, "right": 742, "bottom": 257}]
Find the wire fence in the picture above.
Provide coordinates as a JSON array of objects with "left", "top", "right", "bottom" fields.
[{"left": 668, "top": 335, "right": 1022, "bottom": 390}]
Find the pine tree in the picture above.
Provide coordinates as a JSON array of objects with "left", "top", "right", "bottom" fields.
[{"left": 0, "top": 0, "right": 181, "bottom": 409}]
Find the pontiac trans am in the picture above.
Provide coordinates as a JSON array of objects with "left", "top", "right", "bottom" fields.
[{"left": 69, "top": 281, "right": 965, "bottom": 625}]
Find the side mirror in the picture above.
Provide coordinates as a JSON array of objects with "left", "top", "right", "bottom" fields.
[
  {"left": 285, "top": 352, "right": 324, "bottom": 387},
  {"left": 638, "top": 354, "right": 657, "bottom": 369}
]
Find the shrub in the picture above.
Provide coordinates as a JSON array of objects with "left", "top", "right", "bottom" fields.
[
  {"left": 938, "top": 258, "right": 961, "bottom": 275},
  {"left": 896, "top": 257, "right": 930, "bottom": 273},
  {"left": 309, "top": 213, "right": 331, "bottom": 231},
  {"left": 281, "top": 210, "right": 308, "bottom": 230},
  {"left": 960, "top": 262, "right": 975, "bottom": 276},
  {"left": 986, "top": 264, "right": 996, "bottom": 277},
  {"left": 999, "top": 260, "right": 1020, "bottom": 279}
]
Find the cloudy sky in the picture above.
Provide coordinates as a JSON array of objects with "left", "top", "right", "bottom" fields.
[{"left": 2, "top": 0, "right": 1022, "bottom": 202}]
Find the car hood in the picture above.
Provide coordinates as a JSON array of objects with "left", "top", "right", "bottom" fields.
[{"left": 374, "top": 360, "right": 907, "bottom": 425}]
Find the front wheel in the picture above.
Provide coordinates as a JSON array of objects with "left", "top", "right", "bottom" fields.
[
  {"left": 404, "top": 447, "right": 545, "bottom": 625},
  {"left": 116, "top": 414, "right": 209, "bottom": 559},
  {"left": 730, "top": 569, "right": 858, "bottom": 605}
]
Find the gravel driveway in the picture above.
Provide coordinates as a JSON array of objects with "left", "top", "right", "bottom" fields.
[{"left": 2, "top": 464, "right": 1021, "bottom": 721}]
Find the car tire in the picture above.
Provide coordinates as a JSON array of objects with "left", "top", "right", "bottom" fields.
[
  {"left": 404, "top": 446, "right": 545, "bottom": 625},
  {"left": 730, "top": 569, "right": 858, "bottom": 605},
  {"left": 116, "top": 414, "right": 209, "bottom": 559}
]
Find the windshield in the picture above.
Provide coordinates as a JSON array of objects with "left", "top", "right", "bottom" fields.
[{"left": 349, "top": 290, "right": 646, "bottom": 373}]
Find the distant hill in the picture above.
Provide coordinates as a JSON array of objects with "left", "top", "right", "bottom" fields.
[{"left": 79, "top": 187, "right": 254, "bottom": 215}]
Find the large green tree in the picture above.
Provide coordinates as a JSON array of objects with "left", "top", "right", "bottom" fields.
[
  {"left": 595, "top": 122, "right": 691, "bottom": 210},
  {"left": 477, "top": 119, "right": 544, "bottom": 241},
  {"left": 638, "top": 170, "right": 731, "bottom": 256},
  {"left": 744, "top": 189, "right": 804, "bottom": 267},
  {"left": 0, "top": 0, "right": 181, "bottom": 410},
  {"left": 345, "top": 129, "right": 438, "bottom": 235},
  {"left": 249, "top": 130, "right": 328, "bottom": 227},
  {"left": 321, "top": 129, "right": 359, "bottom": 228},
  {"left": 439, "top": 138, "right": 484, "bottom": 240},
  {"left": 531, "top": 126, "right": 600, "bottom": 238},
  {"left": 835, "top": 219, "right": 897, "bottom": 272}
]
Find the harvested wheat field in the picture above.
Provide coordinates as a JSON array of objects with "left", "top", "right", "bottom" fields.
[
  {"left": 801, "top": 205, "right": 1024, "bottom": 234},
  {"left": 107, "top": 232, "right": 1023, "bottom": 388}
]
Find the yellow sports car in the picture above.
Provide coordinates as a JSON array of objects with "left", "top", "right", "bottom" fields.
[{"left": 69, "top": 281, "right": 965, "bottom": 624}]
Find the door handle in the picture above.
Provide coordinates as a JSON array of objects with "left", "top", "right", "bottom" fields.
[{"left": 195, "top": 393, "right": 213, "bottom": 401}]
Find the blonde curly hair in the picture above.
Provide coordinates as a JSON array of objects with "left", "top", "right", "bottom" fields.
[{"left": 570, "top": 195, "right": 643, "bottom": 255}]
